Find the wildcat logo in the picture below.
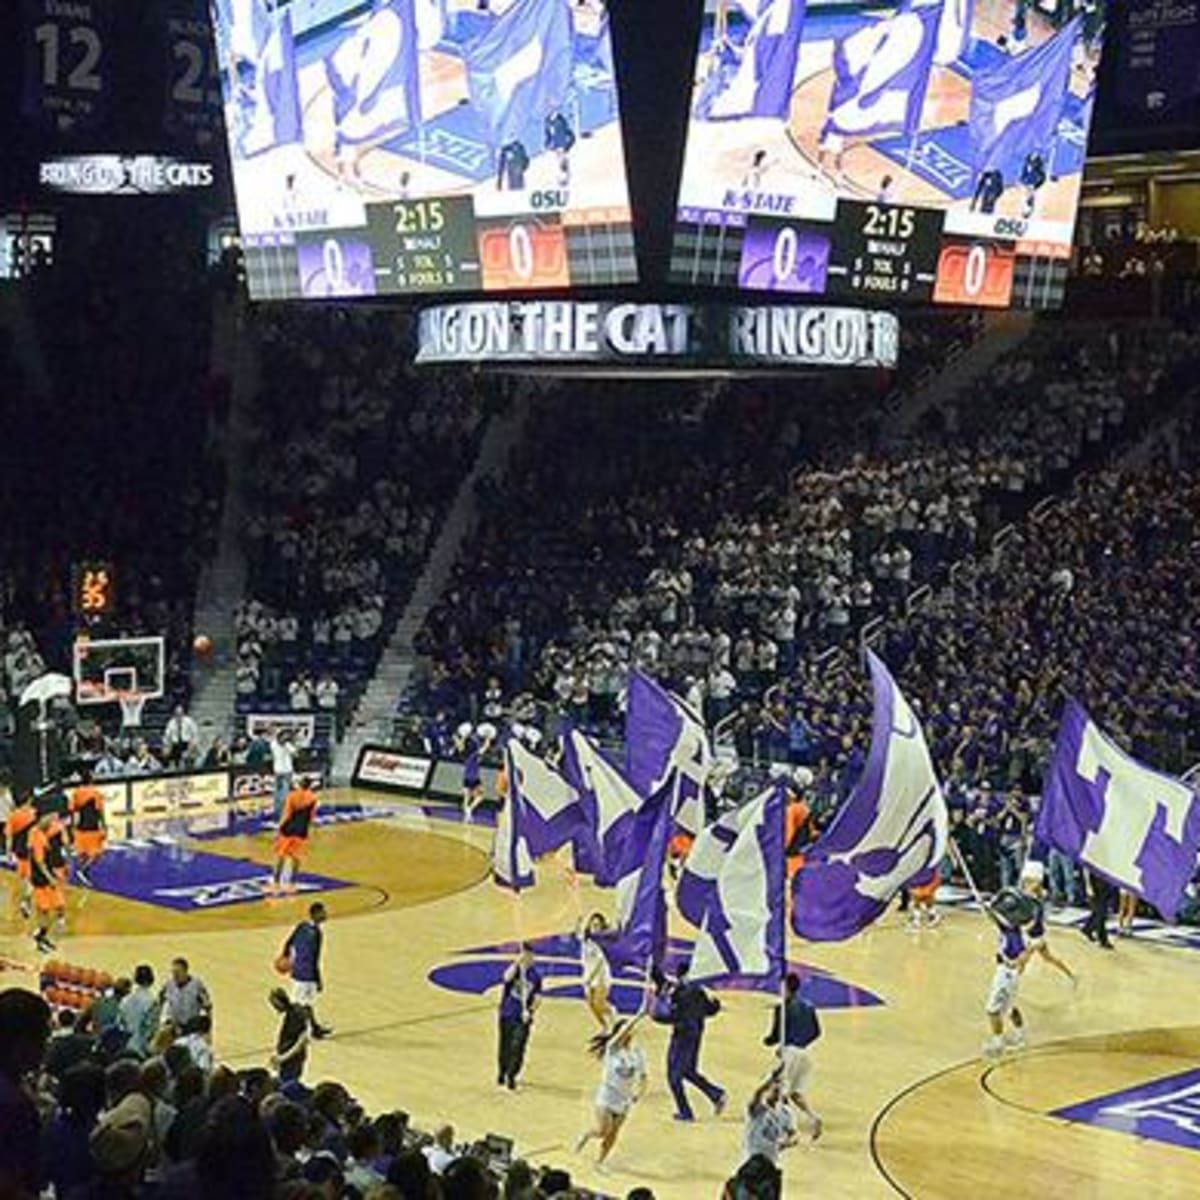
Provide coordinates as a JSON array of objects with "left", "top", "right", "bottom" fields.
[{"left": 429, "top": 933, "right": 885, "bottom": 1014}]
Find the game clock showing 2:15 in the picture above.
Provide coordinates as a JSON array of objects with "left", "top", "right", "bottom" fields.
[
  {"left": 827, "top": 200, "right": 945, "bottom": 301},
  {"left": 366, "top": 196, "right": 480, "bottom": 293}
]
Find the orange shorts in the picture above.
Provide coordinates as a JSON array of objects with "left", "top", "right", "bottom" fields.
[
  {"left": 33, "top": 884, "right": 64, "bottom": 913},
  {"left": 15, "top": 858, "right": 31, "bottom": 882},
  {"left": 910, "top": 877, "right": 940, "bottom": 903},
  {"left": 274, "top": 835, "right": 308, "bottom": 861},
  {"left": 74, "top": 831, "right": 106, "bottom": 858}
]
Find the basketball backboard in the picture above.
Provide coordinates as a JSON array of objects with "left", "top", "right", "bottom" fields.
[{"left": 73, "top": 635, "right": 165, "bottom": 714}]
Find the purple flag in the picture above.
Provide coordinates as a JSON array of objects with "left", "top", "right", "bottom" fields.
[
  {"left": 697, "top": 0, "right": 807, "bottom": 121},
  {"left": 677, "top": 783, "right": 786, "bottom": 989},
  {"left": 968, "top": 16, "right": 1082, "bottom": 176},
  {"left": 625, "top": 671, "right": 713, "bottom": 836},
  {"left": 562, "top": 728, "right": 641, "bottom": 886},
  {"left": 1035, "top": 699, "right": 1200, "bottom": 922},
  {"left": 506, "top": 740, "right": 583, "bottom": 858},
  {"left": 825, "top": 3, "right": 938, "bottom": 139},
  {"left": 603, "top": 791, "right": 672, "bottom": 972},
  {"left": 791, "top": 652, "right": 948, "bottom": 942}
]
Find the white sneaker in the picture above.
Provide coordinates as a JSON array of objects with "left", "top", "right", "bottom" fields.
[
  {"left": 983, "top": 1035, "right": 1005, "bottom": 1059},
  {"left": 1004, "top": 1029, "right": 1027, "bottom": 1051},
  {"left": 925, "top": 910, "right": 942, "bottom": 928}
]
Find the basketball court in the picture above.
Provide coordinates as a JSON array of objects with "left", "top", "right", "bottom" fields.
[{"left": 4, "top": 792, "right": 1198, "bottom": 1198}]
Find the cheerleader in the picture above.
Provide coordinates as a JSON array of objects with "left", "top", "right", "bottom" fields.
[
  {"left": 574, "top": 1018, "right": 647, "bottom": 1166},
  {"left": 457, "top": 723, "right": 495, "bottom": 823},
  {"left": 578, "top": 913, "right": 614, "bottom": 1030}
]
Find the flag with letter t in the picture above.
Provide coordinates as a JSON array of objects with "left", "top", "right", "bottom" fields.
[{"left": 1036, "top": 699, "right": 1200, "bottom": 921}]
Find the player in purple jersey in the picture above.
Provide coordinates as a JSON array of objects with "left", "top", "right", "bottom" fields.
[
  {"left": 1019, "top": 861, "right": 1076, "bottom": 985},
  {"left": 984, "top": 909, "right": 1033, "bottom": 1059}
]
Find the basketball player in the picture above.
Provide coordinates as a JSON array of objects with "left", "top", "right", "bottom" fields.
[
  {"left": 984, "top": 914, "right": 1033, "bottom": 1058},
  {"left": 544, "top": 110, "right": 575, "bottom": 188},
  {"left": 271, "top": 780, "right": 318, "bottom": 896},
  {"left": 763, "top": 973, "right": 822, "bottom": 1140},
  {"left": 29, "top": 813, "right": 66, "bottom": 953},
  {"left": 68, "top": 769, "right": 107, "bottom": 887},
  {"left": 1019, "top": 861, "right": 1075, "bottom": 983},
  {"left": 5, "top": 797, "right": 37, "bottom": 919},
  {"left": 45, "top": 811, "right": 69, "bottom": 932},
  {"left": 283, "top": 902, "right": 333, "bottom": 1039},
  {"left": 497, "top": 943, "right": 542, "bottom": 1090},
  {"left": 574, "top": 1017, "right": 648, "bottom": 1166},
  {"left": 578, "top": 913, "right": 615, "bottom": 1030},
  {"left": 741, "top": 150, "right": 773, "bottom": 191},
  {"left": 906, "top": 867, "right": 941, "bottom": 930}
]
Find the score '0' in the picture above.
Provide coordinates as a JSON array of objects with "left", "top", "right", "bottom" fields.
[{"left": 509, "top": 223, "right": 534, "bottom": 281}]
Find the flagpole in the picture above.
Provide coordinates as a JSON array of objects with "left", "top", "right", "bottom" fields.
[{"left": 948, "top": 836, "right": 1002, "bottom": 929}]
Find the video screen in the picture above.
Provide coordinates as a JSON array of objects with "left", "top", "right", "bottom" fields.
[
  {"left": 209, "top": 0, "right": 635, "bottom": 299},
  {"left": 671, "top": 0, "right": 1107, "bottom": 309}
]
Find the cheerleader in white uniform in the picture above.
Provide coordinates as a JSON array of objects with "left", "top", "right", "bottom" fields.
[
  {"left": 574, "top": 1018, "right": 647, "bottom": 1166},
  {"left": 578, "top": 912, "right": 614, "bottom": 1030}
]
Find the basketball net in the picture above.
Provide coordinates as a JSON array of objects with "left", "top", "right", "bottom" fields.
[{"left": 118, "top": 692, "right": 147, "bottom": 731}]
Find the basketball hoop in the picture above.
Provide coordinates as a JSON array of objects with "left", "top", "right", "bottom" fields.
[{"left": 118, "top": 692, "right": 147, "bottom": 730}]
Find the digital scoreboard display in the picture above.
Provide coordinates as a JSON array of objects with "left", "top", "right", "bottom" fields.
[
  {"left": 209, "top": 0, "right": 635, "bottom": 300},
  {"left": 671, "top": 0, "right": 1108, "bottom": 310}
]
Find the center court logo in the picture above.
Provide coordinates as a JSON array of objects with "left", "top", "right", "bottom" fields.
[
  {"left": 428, "top": 933, "right": 885, "bottom": 1014},
  {"left": 1054, "top": 1068, "right": 1200, "bottom": 1152}
]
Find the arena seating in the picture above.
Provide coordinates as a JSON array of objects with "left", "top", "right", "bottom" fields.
[
  {"left": 3, "top": 980, "right": 631, "bottom": 1200},
  {"left": 234, "top": 307, "right": 488, "bottom": 750},
  {"left": 411, "top": 315, "right": 1200, "bottom": 746}
]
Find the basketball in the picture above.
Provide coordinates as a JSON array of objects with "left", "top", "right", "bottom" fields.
[{"left": 193, "top": 634, "right": 213, "bottom": 657}]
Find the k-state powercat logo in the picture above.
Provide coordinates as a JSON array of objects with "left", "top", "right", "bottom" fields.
[{"left": 429, "top": 933, "right": 885, "bottom": 1014}]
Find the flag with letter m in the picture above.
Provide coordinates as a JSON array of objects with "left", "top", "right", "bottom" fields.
[
  {"left": 466, "top": 0, "right": 574, "bottom": 150},
  {"left": 968, "top": 15, "right": 1081, "bottom": 175},
  {"left": 1035, "top": 699, "right": 1200, "bottom": 921}
]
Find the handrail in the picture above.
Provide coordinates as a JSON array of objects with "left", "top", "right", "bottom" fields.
[
  {"left": 1030, "top": 496, "right": 1060, "bottom": 525},
  {"left": 905, "top": 583, "right": 932, "bottom": 618},
  {"left": 713, "top": 707, "right": 740, "bottom": 747},
  {"left": 859, "top": 616, "right": 885, "bottom": 650}
]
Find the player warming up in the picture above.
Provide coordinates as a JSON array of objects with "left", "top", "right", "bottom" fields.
[
  {"left": 574, "top": 1017, "right": 648, "bottom": 1168},
  {"left": 6, "top": 796, "right": 37, "bottom": 919},
  {"left": 29, "top": 813, "right": 66, "bottom": 953},
  {"left": 270, "top": 780, "right": 318, "bottom": 896},
  {"left": 282, "top": 901, "right": 333, "bottom": 1039},
  {"left": 68, "top": 769, "right": 107, "bottom": 887}
]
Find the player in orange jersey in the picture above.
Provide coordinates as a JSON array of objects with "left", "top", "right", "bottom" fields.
[
  {"left": 270, "top": 782, "right": 318, "bottom": 896},
  {"left": 5, "top": 797, "right": 37, "bottom": 919},
  {"left": 69, "top": 769, "right": 107, "bottom": 886},
  {"left": 29, "top": 813, "right": 66, "bottom": 953}
]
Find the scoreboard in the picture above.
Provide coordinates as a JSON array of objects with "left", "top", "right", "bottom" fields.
[
  {"left": 674, "top": 199, "right": 1066, "bottom": 310},
  {"left": 670, "top": 0, "right": 1105, "bottom": 310},
  {"left": 212, "top": 0, "right": 637, "bottom": 301}
]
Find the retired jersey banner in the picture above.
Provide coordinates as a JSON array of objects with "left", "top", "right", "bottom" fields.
[
  {"left": 22, "top": 0, "right": 114, "bottom": 134},
  {"left": 1114, "top": 0, "right": 1200, "bottom": 116},
  {"left": 162, "top": 0, "right": 223, "bottom": 146}
]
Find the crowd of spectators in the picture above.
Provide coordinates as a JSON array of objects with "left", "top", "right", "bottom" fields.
[
  {"left": 0, "top": 976, "right": 656, "bottom": 1200},
  {"left": 412, "top": 319, "right": 1198, "bottom": 741},
  {"left": 235, "top": 308, "right": 489, "bottom": 736}
]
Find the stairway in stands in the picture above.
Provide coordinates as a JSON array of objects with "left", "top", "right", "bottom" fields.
[
  {"left": 330, "top": 396, "right": 533, "bottom": 783},
  {"left": 187, "top": 290, "right": 255, "bottom": 744}
]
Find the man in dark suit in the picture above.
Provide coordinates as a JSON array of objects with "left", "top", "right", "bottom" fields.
[{"left": 655, "top": 961, "right": 726, "bottom": 1122}]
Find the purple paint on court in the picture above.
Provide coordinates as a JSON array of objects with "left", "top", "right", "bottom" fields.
[
  {"left": 79, "top": 843, "right": 351, "bottom": 911},
  {"left": 1053, "top": 1068, "right": 1200, "bottom": 1152},
  {"left": 430, "top": 933, "right": 883, "bottom": 1013}
]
